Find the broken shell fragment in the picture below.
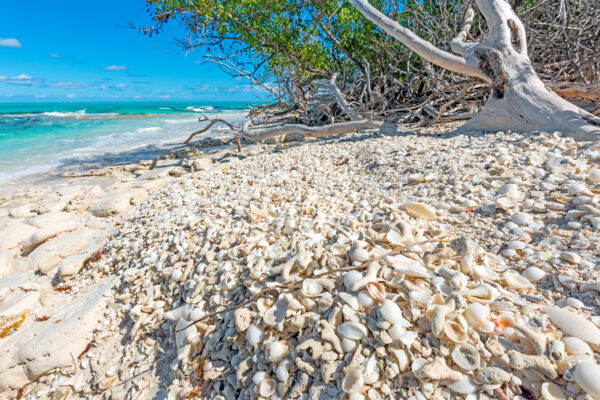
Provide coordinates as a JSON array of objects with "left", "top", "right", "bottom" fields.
[
  {"left": 403, "top": 202, "right": 436, "bottom": 219},
  {"left": 337, "top": 322, "right": 368, "bottom": 341},
  {"left": 451, "top": 343, "right": 481, "bottom": 371},
  {"left": 503, "top": 270, "right": 532, "bottom": 290},
  {"left": 342, "top": 369, "right": 364, "bottom": 394},
  {"left": 268, "top": 341, "right": 289, "bottom": 363},
  {"left": 464, "top": 303, "right": 494, "bottom": 332},
  {"left": 540, "top": 382, "right": 566, "bottom": 400},
  {"left": 379, "top": 299, "right": 411, "bottom": 327}
]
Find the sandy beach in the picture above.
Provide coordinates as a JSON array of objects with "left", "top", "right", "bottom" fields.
[{"left": 1, "top": 127, "right": 600, "bottom": 399}]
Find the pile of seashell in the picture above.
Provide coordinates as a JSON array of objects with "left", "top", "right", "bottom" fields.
[{"left": 23, "top": 129, "right": 600, "bottom": 400}]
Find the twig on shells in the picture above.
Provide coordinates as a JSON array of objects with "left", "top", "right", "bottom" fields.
[{"left": 176, "top": 239, "right": 437, "bottom": 332}]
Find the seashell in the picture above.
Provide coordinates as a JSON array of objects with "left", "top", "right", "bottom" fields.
[
  {"left": 566, "top": 297, "right": 584, "bottom": 309},
  {"left": 523, "top": 266, "right": 546, "bottom": 282},
  {"left": 560, "top": 251, "right": 581, "bottom": 265},
  {"left": 411, "top": 357, "right": 428, "bottom": 378},
  {"left": 398, "top": 330, "right": 419, "bottom": 347},
  {"left": 349, "top": 246, "right": 370, "bottom": 263},
  {"left": 567, "top": 182, "right": 592, "bottom": 196},
  {"left": 444, "top": 314, "right": 469, "bottom": 343},
  {"left": 545, "top": 306, "right": 600, "bottom": 345},
  {"left": 385, "top": 229, "right": 405, "bottom": 246},
  {"left": 379, "top": 300, "right": 411, "bottom": 327},
  {"left": 252, "top": 371, "right": 267, "bottom": 385},
  {"left": 451, "top": 344, "right": 481, "bottom": 371},
  {"left": 339, "top": 292, "right": 360, "bottom": 310},
  {"left": 588, "top": 168, "right": 600, "bottom": 184},
  {"left": 574, "top": 361, "right": 600, "bottom": 398},
  {"left": 540, "top": 382, "right": 566, "bottom": 400},
  {"left": 494, "top": 314, "right": 514, "bottom": 333},
  {"left": 301, "top": 279, "right": 323, "bottom": 297},
  {"left": 393, "top": 349, "right": 410, "bottom": 372},
  {"left": 246, "top": 324, "right": 264, "bottom": 347},
  {"left": 562, "top": 336, "right": 591, "bottom": 355},
  {"left": 403, "top": 202, "right": 436, "bottom": 219},
  {"left": 503, "top": 270, "right": 532, "bottom": 290},
  {"left": 341, "top": 337, "right": 357, "bottom": 352},
  {"left": 385, "top": 254, "right": 430, "bottom": 278},
  {"left": 511, "top": 212, "right": 533, "bottom": 226},
  {"left": 409, "top": 290, "right": 433, "bottom": 307},
  {"left": 357, "top": 290, "right": 374, "bottom": 307},
  {"left": 465, "top": 284, "right": 499, "bottom": 304},
  {"left": 464, "top": 303, "right": 494, "bottom": 332},
  {"left": 268, "top": 341, "right": 289, "bottom": 363},
  {"left": 276, "top": 359, "right": 292, "bottom": 381},
  {"left": 342, "top": 369, "right": 364, "bottom": 393},
  {"left": 366, "top": 282, "right": 385, "bottom": 302},
  {"left": 343, "top": 270, "right": 363, "bottom": 291},
  {"left": 473, "top": 265, "right": 500, "bottom": 281},
  {"left": 337, "top": 322, "right": 368, "bottom": 340},
  {"left": 446, "top": 374, "right": 478, "bottom": 394},
  {"left": 259, "top": 378, "right": 277, "bottom": 397}
]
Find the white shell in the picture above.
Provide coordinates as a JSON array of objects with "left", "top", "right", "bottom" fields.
[
  {"left": 503, "top": 270, "right": 532, "bottom": 290},
  {"left": 268, "top": 341, "right": 289, "bottom": 363},
  {"left": 473, "top": 265, "right": 500, "bottom": 281},
  {"left": 246, "top": 324, "right": 264, "bottom": 347},
  {"left": 562, "top": 336, "right": 591, "bottom": 355},
  {"left": 252, "top": 371, "right": 267, "bottom": 385},
  {"left": 389, "top": 324, "right": 407, "bottom": 342},
  {"left": 342, "top": 369, "right": 364, "bottom": 393},
  {"left": 403, "top": 202, "right": 436, "bottom": 219},
  {"left": 409, "top": 290, "right": 433, "bottom": 307},
  {"left": 451, "top": 344, "right": 480, "bottom": 371},
  {"left": 464, "top": 303, "right": 494, "bottom": 332},
  {"left": 341, "top": 337, "right": 358, "bottom": 352},
  {"left": 357, "top": 290, "right": 375, "bottom": 307},
  {"left": 545, "top": 306, "right": 600, "bottom": 345},
  {"left": 344, "top": 270, "right": 363, "bottom": 291},
  {"left": 540, "top": 382, "right": 566, "bottom": 400},
  {"left": 523, "top": 266, "right": 546, "bottom": 282},
  {"left": 393, "top": 349, "right": 410, "bottom": 372},
  {"left": 574, "top": 361, "right": 600, "bottom": 398},
  {"left": 337, "top": 322, "right": 368, "bottom": 340},
  {"left": 511, "top": 212, "right": 533, "bottom": 226},
  {"left": 380, "top": 299, "right": 411, "bottom": 327},
  {"left": 259, "top": 378, "right": 277, "bottom": 397},
  {"left": 385, "top": 254, "right": 430, "bottom": 278},
  {"left": 301, "top": 279, "right": 323, "bottom": 297},
  {"left": 444, "top": 315, "right": 469, "bottom": 343},
  {"left": 446, "top": 373, "right": 477, "bottom": 394}
]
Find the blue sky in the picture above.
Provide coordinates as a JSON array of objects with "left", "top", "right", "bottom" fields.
[{"left": 0, "top": 0, "right": 266, "bottom": 102}]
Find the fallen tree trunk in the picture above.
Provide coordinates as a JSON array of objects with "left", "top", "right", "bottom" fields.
[
  {"left": 184, "top": 118, "right": 402, "bottom": 145},
  {"left": 550, "top": 83, "right": 600, "bottom": 103},
  {"left": 350, "top": 0, "right": 600, "bottom": 141}
]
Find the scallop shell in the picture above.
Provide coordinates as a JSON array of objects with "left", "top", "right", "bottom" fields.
[
  {"left": 337, "top": 322, "right": 368, "bottom": 340},
  {"left": 451, "top": 344, "right": 480, "bottom": 371},
  {"left": 444, "top": 314, "right": 469, "bottom": 343},
  {"left": 540, "top": 382, "right": 566, "bottom": 400},
  {"left": 545, "top": 306, "right": 600, "bottom": 345},
  {"left": 342, "top": 369, "right": 364, "bottom": 394},
  {"left": 301, "top": 279, "right": 323, "bottom": 297},
  {"left": 366, "top": 282, "right": 385, "bottom": 302},
  {"left": 574, "top": 361, "right": 600, "bottom": 398},
  {"left": 503, "top": 270, "right": 532, "bottom": 290}
]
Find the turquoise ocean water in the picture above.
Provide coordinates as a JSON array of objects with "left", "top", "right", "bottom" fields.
[{"left": 0, "top": 101, "right": 249, "bottom": 184}]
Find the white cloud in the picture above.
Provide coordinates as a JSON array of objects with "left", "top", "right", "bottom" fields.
[
  {"left": 47, "top": 53, "right": 62, "bottom": 59},
  {"left": 66, "top": 93, "right": 76, "bottom": 99},
  {"left": 115, "top": 83, "right": 128, "bottom": 89},
  {"left": 35, "top": 94, "right": 47, "bottom": 99},
  {"left": 0, "top": 38, "right": 22, "bottom": 48},
  {"left": 48, "top": 81, "right": 87, "bottom": 89},
  {"left": 160, "top": 94, "right": 171, "bottom": 99},
  {"left": 0, "top": 74, "right": 43, "bottom": 85},
  {"left": 104, "top": 65, "right": 127, "bottom": 71}
]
